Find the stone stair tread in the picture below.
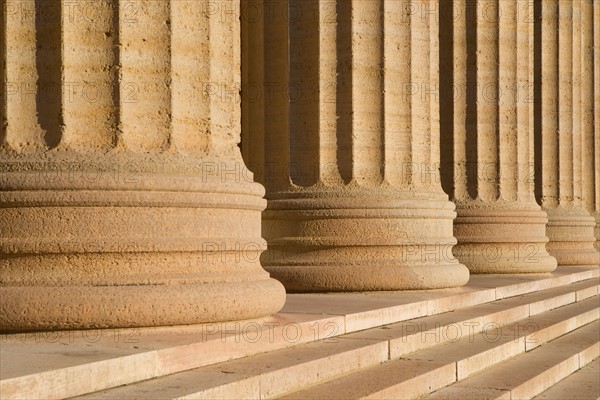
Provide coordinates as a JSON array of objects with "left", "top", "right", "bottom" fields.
[
  {"left": 72, "top": 288, "right": 599, "bottom": 400},
  {"left": 404, "top": 296, "right": 599, "bottom": 380},
  {"left": 533, "top": 358, "right": 600, "bottom": 400},
  {"left": 278, "top": 310, "right": 598, "bottom": 400},
  {"left": 283, "top": 321, "right": 599, "bottom": 400},
  {"left": 73, "top": 338, "right": 389, "bottom": 400},
  {"left": 344, "top": 280, "right": 598, "bottom": 357},
  {"left": 2, "top": 270, "right": 594, "bottom": 400},
  {"left": 426, "top": 320, "right": 600, "bottom": 400},
  {"left": 280, "top": 358, "right": 456, "bottom": 400}
]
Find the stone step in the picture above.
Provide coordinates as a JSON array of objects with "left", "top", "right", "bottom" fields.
[
  {"left": 343, "top": 279, "right": 598, "bottom": 358},
  {"left": 426, "top": 320, "right": 599, "bottom": 400},
  {"left": 1, "top": 268, "right": 597, "bottom": 400},
  {"left": 70, "top": 285, "right": 599, "bottom": 399},
  {"left": 279, "top": 307, "right": 599, "bottom": 400},
  {"left": 533, "top": 358, "right": 600, "bottom": 400},
  {"left": 404, "top": 297, "right": 599, "bottom": 381},
  {"left": 282, "top": 268, "right": 598, "bottom": 333}
]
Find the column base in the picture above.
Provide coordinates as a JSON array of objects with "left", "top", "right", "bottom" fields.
[
  {"left": 0, "top": 280, "right": 285, "bottom": 332},
  {"left": 453, "top": 203, "right": 557, "bottom": 274},
  {"left": 0, "top": 152, "right": 286, "bottom": 331},
  {"left": 544, "top": 207, "right": 599, "bottom": 266},
  {"left": 262, "top": 189, "right": 470, "bottom": 292}
]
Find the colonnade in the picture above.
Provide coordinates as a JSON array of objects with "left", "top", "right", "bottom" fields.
[{"left": 0, "top": 0, "right": 598, "bottom": 331}]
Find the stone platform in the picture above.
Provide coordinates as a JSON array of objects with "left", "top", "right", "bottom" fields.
[{"left": 1, "top": 266, "right": 598, "bottom": 399}]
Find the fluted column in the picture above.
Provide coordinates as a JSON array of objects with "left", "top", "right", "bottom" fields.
[
  {"left": 439, "top": 0, "right": 556, "bottom": 273},
  {"left": 536, "top": 0, "right": 599, "bottom": 266},
  {"left": 0, "top": 0, "right": 285, "bottom": 331},
  {"left": 242, "top": 0, "right": 469, "bottom": 291}
]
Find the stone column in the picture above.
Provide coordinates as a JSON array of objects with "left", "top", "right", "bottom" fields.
[
  {"left": 0, "top": 0, "right": 285, "bottom": 331},
  {"left": 242, "top": 0, "right": 469, "bottom": 291},
  {"left": 439, "top": 0, "right": 556, "bottom": 273},
  {"left": 536, "top": 0, "right": 599, "bottom": 265}
]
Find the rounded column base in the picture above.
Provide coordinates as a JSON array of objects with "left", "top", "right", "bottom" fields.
[
  {"left": 0, "top": 152, "right": 286, "bottom": 331},
  {"left": 0, "top": 280, "right": 285, "bottom": 332},
  {"left": 262, "top": 190, "right": 470, "bottom": 291},
  {"left": 453, "top": 203, "right": 557, "bottom": 274},
  {"left": 544, "top": 207, "right": 599, "bottom": 266}
]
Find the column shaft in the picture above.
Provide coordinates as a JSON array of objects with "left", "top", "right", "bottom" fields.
[
  {"left": 0, "top": 0, "right": 285, "bottom": 331},
  {"left": 242, "top": 0, "right": 469, "bottom": 291}
]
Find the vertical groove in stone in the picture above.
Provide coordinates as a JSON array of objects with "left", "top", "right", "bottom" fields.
[
  {"left": 517, "top": 0, "right": 534, "bottom": 202},
  {"left": 539, "top": 0, "right": 560, "bottom": 208},
  {"left": 476, "top": 0, "right": 499, "bottom": 202},
  {"left": 558, "top": 0, "right": 574, "bottom": 206},
  {"left": 429, "top": 0, "right": 441, "bottom": 189},
  {"left": 35, "top": 0, "right": 62, "bottom": 148},
  {"left": 0, "top": 0, "right": 5, "bottom": 146},
  {"left": 120, "top": 0, "right": 171, "bottom": 152},
  {"left": 592, "top": 0, "right": 598, "bottom": 245},
  {"left": 465, "top": 0, "right": 478, "bottom": 199},
  {"left": 3, "top": 0, "right": 45, "bottom": 150},
  {"left": 572, "top": 0, "right": 583, "bottom": 208},
  {"left": 263, "top": 0, "right": 290, "bottom": 192},
  {"left": 318, "top": 1, "right": 343, "bottom": 185},
  {"left": 61, "top": 0, "right": 119, "bottom": 150},
  {"left": 533, "top": 0, "right": 542, "bottom": 203},
  {"left": 499, "top": 0, "right": 518, "bottom": 202},
  {"left": 382, "top": 1, "right": 407, "bottom": 186},
  {"left": 288, "top": 0, "right": 319, "bottom": 187},
  {"left": 241, "top": 1, "right": 265, "bottom": 180},
  {"left": 336, "top": 0, "right": 353, "bottom": 184},
  {"left": 409, "top": 0, "right": 433, "bottom": 182},
  {"left": 439, "top": 0, "right": 456, "bottom": 197},
  {"left": 446, "top": 0, "right": 468, "bottom": 200},
  {"left": 170, "top": 1, "right": 210, "bottom": 155},
  {"left": 351, "top": 0, "right": 384, "bottom": 185},
  {"left": 581, "top": 0, "right": 594, "bottom": 214},
  {"left": 526, "top": 0, "right": 536, "bottom": 203}
]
